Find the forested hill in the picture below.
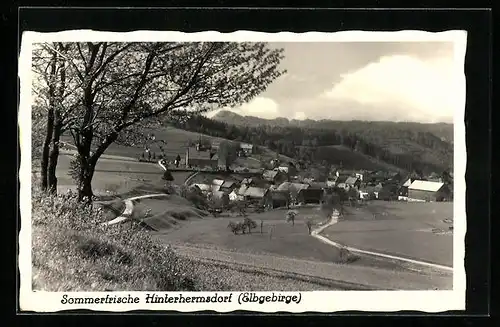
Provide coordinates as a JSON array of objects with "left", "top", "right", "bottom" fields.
[
  {"left": 213, "top": 110, "right": 454, "bottom": 144},
  {"left": 166, "top": 111, "right": 453, "bottom": 174}
]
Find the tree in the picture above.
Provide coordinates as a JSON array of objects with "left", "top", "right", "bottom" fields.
[
  {"left": 32, "top": 43, "right": 80, "bottom": 193},
  {"left": 305, "top": 218, "right": 313, "bottom": 235},
  {"left": 243, "top": 217, "right": 257, "bottom": 234},
  {"left": 218, "top": 141, "right": 239, "bottom": 171},
  {"left": 33, "top": 42, "right": 286, "bottom": 203},
  {"left": 285, "top": 209, "right": 298, "bottom": 226}
]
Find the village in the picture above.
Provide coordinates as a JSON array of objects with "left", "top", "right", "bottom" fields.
[{"left": 153, "top": 139, "right": 454, "bottom": 213}]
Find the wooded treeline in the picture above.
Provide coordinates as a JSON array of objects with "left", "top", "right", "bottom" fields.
[{"left": 168, "top": 113, "right": 453, "bottom": 174}]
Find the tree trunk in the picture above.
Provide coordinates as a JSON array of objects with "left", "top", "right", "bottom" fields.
[
  {"left": 40, "top": 105, "right": 55, "bottom": 191},
  {"left": 47, "top": 112, "right": 62, "bottom": 193},
  {"left": 77, "top": 158, "right": 95, "bottom": 203}
]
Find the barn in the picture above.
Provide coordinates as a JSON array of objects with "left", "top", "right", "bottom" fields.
[
  {"left": 185, "top": 147, "right": 218, "bottom": 169},
  {"left": 408, "top": 180, "right": 451, "bottom": 202}
]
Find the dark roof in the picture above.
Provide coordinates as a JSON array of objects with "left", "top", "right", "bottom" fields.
[
  {"left": 221, "top": 180, "right": 237, "bottom": 188},
  {"left": 187, "top": 147, "right": 217, "bottom": 161}
]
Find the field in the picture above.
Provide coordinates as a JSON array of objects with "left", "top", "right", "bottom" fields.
[
  {"left": 146, "top": 204, "right": 420, "bottom": 272},
  {"left": 321, "top": 201, "right": 454, "bottom": 266}
]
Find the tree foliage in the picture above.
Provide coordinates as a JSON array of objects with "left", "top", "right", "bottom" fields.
[{"left": 32, "top": 41, "right": 286, "bottom": 202}]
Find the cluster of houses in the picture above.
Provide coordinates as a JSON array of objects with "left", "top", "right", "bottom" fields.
[
  {"left": 180, "top": 142, "right": 254, "bottom": 170},
  {"left": 187, "top": 166, "right": 453, "bottom": 210}
]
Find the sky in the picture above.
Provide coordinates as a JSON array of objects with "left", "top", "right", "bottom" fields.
[{"left": 207, "top": 41, "right": 463, "bottom": 123}]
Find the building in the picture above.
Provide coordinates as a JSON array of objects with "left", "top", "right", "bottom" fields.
[
  {"left": 185, "top": 147, "right": 218, "bottom": 169},
  {"left": 242, "top": 187, "right": 272, "bottom": 207},
  {"left": 297, "top": 188, "right": 324, "bottom": 204},
  {"left": 262, "top": 170, "right": 288, "bottom": 184},
  {"left": 219, "top": 180, "right": 238, "bottom": 193},
  {"left": 345, "top": 176, "right": 361, "bottom": 189},
  {"left": 270, "top": 191, "right": 289, "bottom": 208},
  {"left": 276, "top": 182, "right": 310, "bottom": 193},
  {"left": 239, "top": 143, "right": 254, "bottom": 155},
  {"left": 408, "top": 180, "right": 451, "bottom": 202}
]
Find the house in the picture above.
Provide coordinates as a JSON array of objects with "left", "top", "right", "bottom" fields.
[
  {"left": 212, "top": 179, "right": 225, "bottom": 187},
  {"left": 243, "top": 187, "right": 272, "bottom": 207},
  {"left": 277, "top": 166, "right": 289, "bottom": 174},
  {"left": 262, "top": 170, "right": 287, "bottom": 184},
  {"left": 360, "top": 183, "right": 383, "bottom": 199},
  {"left": 192, "top": 183, "right": 212, "bottom": 194},
  {"left": 297, "top": 188, "right": 324, "bottom": 204},
  {"left": 408, "top": 180, "right": 451, "bottom": 202},
  {"left": 210, "top": 191, "right": 230, "bottom": 207},
  {"left": 185, "top": 147, "right": 218, "bottom": 169},
  {"left": 276, "top": 182, "right": 310, "bottom": 193},
  {"left": 309, "top": 182, "right": 328, "bottom": 190},
  {"left": 219, "top": 180, "right": 238, "bottom": 193},
  {"left": 398, "top": 178, "right": 415, "bottom": 196},
  {"left": 239, "top": 143, "right": 254, "bottom": 155},
  {"left": 345, "top": 176, "right": 361, "bottom": 189},
  {"left": 270, "top": 191, "right": 289, "bottom": 208}
]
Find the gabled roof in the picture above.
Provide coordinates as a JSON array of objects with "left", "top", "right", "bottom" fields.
[
  {"left": 221, "top": 180, "right": 237, "bottom": 188},
  {"left": 244, "top": 187, "right": 268, "bottom": 198},
  {"left": 212, "top": 179, "right": 225, "bottom": 186},
  {"left": 403, "top": 178, "right": 413, "bottom": 187},
  {"left": 193, "top": 183, "right": 211, "bottom": 192},
  {"left": 345, "top": 176, "right": 359, "bottom": 185},
  {"left": 276, "top": 182, "right": 310, "bottom": 192},
  {"left": 408, "top": 180, "right": 445, "bottom": 192},
  {"left": 263, "top": 170, "right": 280, "bottom": 179}
]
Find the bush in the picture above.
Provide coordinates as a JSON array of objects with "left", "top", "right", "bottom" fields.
[
  {"left": 31, "top": 187, "right": 228, "bottom": 291},
  {"left": 338, "top": 247, "right": 360, "bottom": 264}
]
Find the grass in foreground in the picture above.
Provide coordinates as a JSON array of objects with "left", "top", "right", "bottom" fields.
[
  {"left": 31, "top": 186, "right": 336, "bottom": 291},
  {"left": 31, "top": 187, "right": 230, "bottom": 291}
]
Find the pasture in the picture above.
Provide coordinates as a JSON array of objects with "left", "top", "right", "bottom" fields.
[
  {"left": 149, "top": 204, "right": 409, "bottom": 271},
  {"left": 322, "top": 201, "right": 454, "bottom": 266}
]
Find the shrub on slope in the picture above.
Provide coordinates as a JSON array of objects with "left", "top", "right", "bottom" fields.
[{"left": 31, "top": 188, "right": 228, "bottom": 291}]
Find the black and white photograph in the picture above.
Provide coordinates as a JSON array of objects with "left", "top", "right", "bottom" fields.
[{"left": 19, "top": 29, "right": 467, "bottom": 312}]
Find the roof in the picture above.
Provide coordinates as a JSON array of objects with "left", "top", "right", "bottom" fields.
[
  {"left": 187, "top": 147, "right": 217, "bottom": 161},
  {"left": 221, "top": 180, "right": 236, "bottom": 188},
  {"left": 212, "top": 179, "right": 225, "bottom": 186},
  {"left": 345, "top": 176, "right": 359, "bottom": 185},
  {"left": 240, "top": 143, "right": 253, "bottom": 149},
  {"left": 276, "top": 182, "right": 310, "bottom": 192},
  {"left": 193, "top": 183, "right": 211, "bottom": 192},
  {"left": 244, "top": 187, "right": 268, "bottom": 198},
  {"left": 403, "top": 178, "right": 413, "bottom": 187},
  {"left": 263, "top": 170, "right": 279, "bottom": 179},
  {"left": 309, "top": 182, "right": 327, "bottom": 189},
  {"left": 408, "top": 180, "right": 445, "bottom": 192},
  {"left": 237, "top": 184, "right": 249, "bottom": 195}
]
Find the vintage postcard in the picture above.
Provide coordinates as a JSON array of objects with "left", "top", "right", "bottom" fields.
[{"left": 19, "top": 29, "right": 467, "bottom": 313}]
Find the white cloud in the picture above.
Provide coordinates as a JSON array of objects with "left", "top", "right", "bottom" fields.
[
  {"left": 322, "top": 54, "right": 461, "bottom": 122},
  {"left": 204, "top": 97, "right": 281, "bottom": 120},
  {"left": 234, "top": 96, "right": 281, "bottom": 119}
]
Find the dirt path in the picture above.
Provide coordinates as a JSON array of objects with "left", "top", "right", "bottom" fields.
[{"left": 172, "top": 244, "right": 452, "bottom": 290}]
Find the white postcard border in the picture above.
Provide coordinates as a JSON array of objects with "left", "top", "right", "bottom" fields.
[{"left": 18, "top": 29, "right": 468, "bottom": 313}]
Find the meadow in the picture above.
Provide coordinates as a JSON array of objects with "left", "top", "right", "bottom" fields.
[{"left": 321, "top": 201, "right": 454, "bottom": 266}]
